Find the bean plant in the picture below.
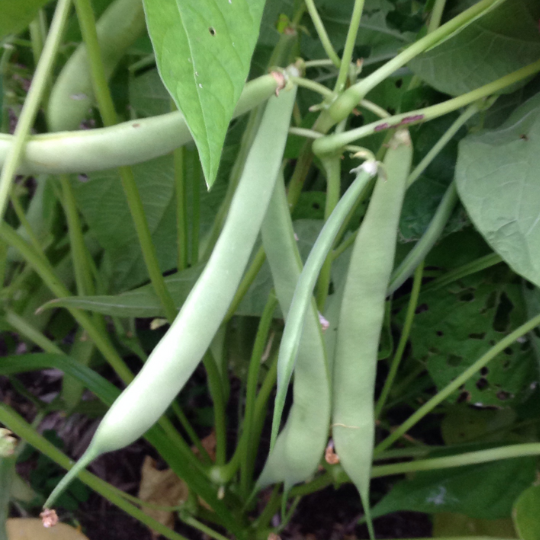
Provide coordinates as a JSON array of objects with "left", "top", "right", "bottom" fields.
[{"left": 1, "top": 0, "right": 540, "bottom": 539}]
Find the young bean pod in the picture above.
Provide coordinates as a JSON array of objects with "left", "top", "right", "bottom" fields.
[
  {"left": 257, "top": 174, "right": 330, "bottom": 492},
  {"left": 43, "top": 84, "right": 297, "bottom": 510},
  {"left": 332, "top": 129, "right": 413, "bottom": 536},
  {"left": 47, "top": 0, "right": 146, "bottom": 132}
]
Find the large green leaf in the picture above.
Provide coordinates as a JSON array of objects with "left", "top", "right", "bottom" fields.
[
  {"left": 0, "top": 0, "right": 52, "bottom": 41},
  {"left": 408, "top": 0, "right": 540, "bottom": 96},
  {"left": 142, "top": 0, "right": 266, "bottom": 187},
  {"left": 371, "top": 456, "right": 536, "bottom": 521},
  {"left": 456, "top": 92, "right": 540, "bottom": 288}
]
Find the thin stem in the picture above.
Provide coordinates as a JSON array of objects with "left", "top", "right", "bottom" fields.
[
  {"left": 225, "top": 247, "right": 266, "bottom": 321},
  {"left": 415, "top": 252, "right": 503, "bottom": 298},
  {"left": 191, "top": 152, "right": 201, "bottom": 264},
  {"left": 388, "top": 181, "right": 458, "bottom": 295},
  {"left": 372, "top": 443, "right": 540, "bottom": 478},
  {"left": 375, "top": 261, "right": 424, "bottom": 418},
  {"left": 288, "top": 127, "right": 323, "bottom": 139},
  {"left": 303, "top": 0, "right": 341, "bottom": 68},
  {"left": 59, "top": 174, "right": 94, "bottom": 296},
  {"left": 174, "top": 129, "right": 188, "bottom": 271},
  {"left": 316, "top": 154, "right": 341, "bottom": 310},
  {"left": 359, "top": 99, "right": 391, "bottom": 119},
  {"left": 0, "top": 404, "right": 190, "bottom": 540},
  {"left": 289, "top": 76, "right": 335, "bottom": 99},
  {"left": 315, "top": 58, "right": 540, "bottom": 155},
  {"left": 74, "top": 0, "right": 177, "bottom": 323},
  {"left": 407, "top": 104, "right": 479, "bottom": 186},
  {"left": 320, "top": 0, "right": 502, "bottom": 129},
  {"left": 5, "top": 310, "right": 63, "bottom": 354},
  {"left": 202, "top": 352, "right": 227, "bottom": 465},
  {"left": 241, "top": 293, "right": 277, "bottom": 498},
  {"left": 304, "top": 59, "right": 335, "bottom": 69},
  {"left": 9, "top": 186, "right": 43, "bottom": 255},
  {"left": 428, "top": 0, "right": 448, "bottom": 34},
  {"left": 374, "top": 312, "right": 540, "bottom": 455},
  {"left": 171, "top": 402, "right": 212, "bottom": 465},
  {"left": 182, "top": 516, "right": 230, "bottom": 540},
  {"left": 0, "top": 222, "right": 133, "bottom": 384},
  {"left": 334, "top": 0, "right": 366, "bottom": 92},
  {"left": 0, "top": 0, "right": 72, "bottom": 223}
]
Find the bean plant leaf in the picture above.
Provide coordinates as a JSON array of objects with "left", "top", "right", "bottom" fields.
[
  {"left": 402, "top": 263, "right": 538, "bottom": 407},
  {"left": 0, "top": 0, "right": 52, "bottom": 41},
  {"left": 408, "top": 0, "right": 540, "bottom": 96},
  {"left": 456, "top": 92, "right": 540, "bottom": 288},
  {"left": 142, "top": 0, "right": 266, "bottom": 188},
  {"left": 371, "top": 456, "right": 536, "bottom": 521}
]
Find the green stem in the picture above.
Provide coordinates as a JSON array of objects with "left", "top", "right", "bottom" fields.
[
  {"left": 9, "top": 187, "right": 43, "bottom": 255},
  {"left": 191, "top": 152, "right": 201, "bottom": 264},
  {"left": 241, "top": 293, "right": 277, "bottom": 498},
  {"left": 225, "top": 247, "right": 267, "bottom": 321},
  {"left": 174, "top": 145, "right": 188, "bottom": 271},
  {"left": 59, "top": 174, "right": 94, "bottom": 295},
  {"left": 303, "top": 0, "right": 341, "bottom": 68},
  {"left": 0, "top": 222, "right": 133, "bottom": 384},
  {"left": 182, "top": 516, "right": 230, "bottom": 540},
  {"left": 415, "top": 252, "right": 503, "bottom": 298},
  {"left": 304, "top": 59, "right": 335, "bottom": 69},
  {"left": 375, "top": 261, "right": 423, "bottom": 418},
  {"left": 374, "top": 312, "right": 540, "bottom": 455},
  {"left": 314, "top": 58, "right": 540, "bottom": 155},
  {"left": 202, "top": 352, "right": 227, "bottom": 465},
  {"left": 4, "top": 310, "right": 63, "bottom": 354},
  {"left": 358, "top": 99, "right": 391, "bottom": 119},
  {"left": 427, "top": 0, "right": 448, "bottom": 34},
  {"left": 316, "top": 154, "right": 341, "bottom": 310},
  {"left": 0, "top": 0, "right": 71, "bottom": 223},
  {"left": 320, "top": 0, "right": 501, "bottom": 129},
  {"left": 407, "top": 104, "right": 479, "bottom": 186},
  {"left": 372, "top": 443, "right": 540, "bottom": 478},
  {"left": 0, "top": 404, "right": 190, "bottom": 540},
  {"left": 288, "top": 127, "right": 323, "bottom": 139},
  {"left": 334, "top": 0, "right": 366, "bottom": 92},
  {"left": 171, "top": 402, "right": 211, "bottom": 464},
  {"left": 289, "top": 76, "right": 335, "bottom": 99},
  {"left": 74, "top": 0, "right": 177, "bottom": 323},
  {"left": 388, "top": 181, "right": 458, "bottom": 295}
]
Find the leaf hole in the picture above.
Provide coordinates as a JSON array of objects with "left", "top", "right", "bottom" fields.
[
  {"left": 415, "top": 303, "right": 429, "bottom": 314},
  {"left": 209, "top": 27, "right": 216, "bottom": 36},
  {"left": 503, "top": 347, "right": 513, "bottom": 356},
  {"left": 493, "top": 292, "right": 513, "bottom": 332},
  {"left": 476, "top": 378, "right": 489, "bottom": 391},
  {"left": 480, "top": 367, "right": 489, "bottom": 376},
  {"left": 483, "top": 291, "right": 497, "bottom": 312},
  {"left": 457, "top": 391, "right": 471, "bottom": 403},
  {"left": 458, "top": 291, "right": 475, "bottom": 302},
  {"left": 395, "top": 78, "right": 403, "bottom": 88},
  {"left": 496, "top": 390, "right": 511, "bottom": 401},
  {"left": 533, "top": 328, "right": 540, "bottom": 339},
  {"left": 436, "top": 330, "right": 444, "bottom": 337}
]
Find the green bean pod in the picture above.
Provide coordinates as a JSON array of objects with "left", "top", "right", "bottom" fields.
[
  {"left": 257, "top": 174, "right": 330, "bottom": 491},
  {"left": 43, "top": 85, "right": 297, "bottom": 510},
  {"left": 332, "top": 129, "right": 412, "bottom": 534},
  {"left": 47, "top": 0, "right": 146, "bottom": 132}
]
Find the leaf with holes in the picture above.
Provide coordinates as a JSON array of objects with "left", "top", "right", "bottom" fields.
[
  {"left": 457, "top": 92, "right": 540, "bottom": 289},
  {"left": 142, "top": 0, "right": 266, "bottom": 187},
  {"left": 403, "top": 266, "right": 537, "bottom": 407}
]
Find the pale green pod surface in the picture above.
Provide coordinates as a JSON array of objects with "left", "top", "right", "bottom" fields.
[
  {"left": 332, "top": 130, "right": 412, "bottom": 529},
  {"left": 47, "top": 0, "right": 146, "bottom": 132},
  {"left": 258, "top": 176, "right": 330, "bottom": 490},
  {"left": 44, "top": 86, "right": 297, "bottom": 510}
]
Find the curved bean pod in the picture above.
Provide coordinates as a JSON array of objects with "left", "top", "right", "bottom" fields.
[
  {"left": 47, "top": 0, "right": 146, "bottom": 132},
  {"left": 257, "top": 174, "right": 330, "bottom": 491},
  {"left": 332, "top": 129, "right": 413, "bottom": 535},
  {"left": 0, "top": 74, "right": 278, "bottom": 175},
  {"left": 43, "top": 84, "right": 297, "bottom": 510}
]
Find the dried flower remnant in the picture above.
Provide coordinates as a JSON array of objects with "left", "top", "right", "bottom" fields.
[{"left": 40, "top": 509, "right": 58, "bottom": 528}]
